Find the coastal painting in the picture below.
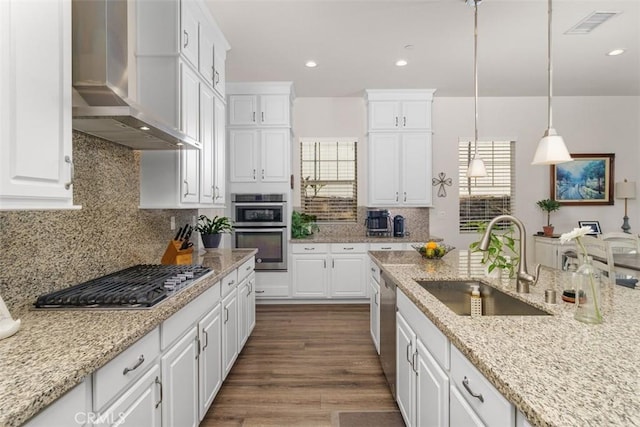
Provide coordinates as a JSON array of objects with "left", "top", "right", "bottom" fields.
[{"left": 550, "top": 153, "right": 614, "bottom": 205}]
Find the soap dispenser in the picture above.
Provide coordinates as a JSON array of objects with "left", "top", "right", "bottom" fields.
[{"left": 470, "top": 284, "right": 482, "bottom": 317}]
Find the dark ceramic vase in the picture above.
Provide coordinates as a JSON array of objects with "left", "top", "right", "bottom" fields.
[{"left": 201, "top": 233, "right": 222, "bottom": 248}]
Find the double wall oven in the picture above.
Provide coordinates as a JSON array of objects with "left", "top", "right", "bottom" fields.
[{"left": 231, "top": 194, "right": 288, "bottom": 271}]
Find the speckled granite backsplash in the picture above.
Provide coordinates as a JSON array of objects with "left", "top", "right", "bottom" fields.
[
  {"left": 295, "top": 206, "right": 431, "bottom": 240},
  {"left": 0, "top": 132, "right": 196, "bottom": 313}
]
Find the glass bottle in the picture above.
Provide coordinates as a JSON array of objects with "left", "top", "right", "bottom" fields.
[{"left": 574, "top": 256, "right": 603, "bottom": 324}]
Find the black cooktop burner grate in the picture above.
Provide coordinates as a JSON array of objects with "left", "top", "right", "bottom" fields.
[{"left": 35, "top": 264, "right": 211, "bottom": 309}]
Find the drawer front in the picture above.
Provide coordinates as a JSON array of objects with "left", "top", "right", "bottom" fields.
[
  {"left": 221, "top": 269, "right": 239, "bottom": 298},
  {"left": 369, "top": 258, "right": 381, "bottom": 283},
  {"left": 330, "top": 243, "right": 368, "bottom": 253},
  {"left": 291, "top": 243, "right": 329, "bottom": 254},
  {"left": 397, "top": 289, "right": 449, "bottom": 370},
  {"left": 450, "top": 345, "right": 514, "bottom": 427},
  {"left": 369, "top": 243, "right": 405, "bottom": 251},
  {"left": 161, "top": 283, "right": 220, "bottom": 349},
  {"left": 93, "top": 327, "right": 160, "bottom": 411},
  {"left": 238, "top": 257, "right": 256, "bottom": 283}
]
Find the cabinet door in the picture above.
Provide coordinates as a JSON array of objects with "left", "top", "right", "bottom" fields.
[
  {"left": 369, "top": 279, "right": 380, "bottom": 354},
  {"left": 292, "top": 256, "right": 328, "bottom": 298},
  {"left": 161, "top": 329, "right": 199, "bottom": 427},
  {"left": 260, "top": 94, "right": 289, "bottom": 126},
  {"left": 229, "top": 95, "right": 257, "bottom": 125},
  {"left": 180, "top": 147, "right": 200, "bottom": 204},
  {"left": 200, "top": 85, "right": 215, "bottom": 204},
  {"left": 229, "top": 129, "right": 258, "bottom": 182},
  {"left": 369, "top": 101, "right": 400, "bottom": 130},
  {"left": 199, "top": 305, "right": 222, "bottom": 420},
  {"left": 25, "top": 380, "right": 90, "bottom": 427},
  {"left": 260, "top": 129, "right": 290, "bottom": 182},
  {"left": 401, "top": 101, "right": 430, "bottom": 129},
  {"left": 0, "top": 0, "right": 74, "bottom": 210},
  {"left": 95, "top": 365, "right": 162, "bottom": 427},
  {"left": 213, "top": 97, "right": 226, "bottom": 204},
  {"left": 237, "top": 278, "right": 249, "bottom": 350},
  {"left": 396, "top": 313, "right": 416, "bottom": 427},
  {"left": 180, "top": 62, "right": 200, "bottom": 142},
  {"left": 180, "top": 0, "right": 199, "bottom": 68},
  {"left": 199, "top": 21, "right": 215, "bottom": 87},
  {"left": 401, "top": 133, "right": 432, "bottom": 206},
  {"left": 247, "top": 273, "right": 256, "bottom": 334},
  {"left": 213, "top": 49, "right": 226, "bottom": 98},
  {"left": 368, "top": 133, "right": 400, "bottom": 206},
  {"left": 450, "top": 385, "right": 485, "bottom": 427},
  {"left": 415, "top": 340, "right": 449, "bottom": 427},
  {"left": 222, "top": 291, "right": 239, "bottom": 378},
  {"left": 330, "top": 255, "right": 367, "bottom": 298}
]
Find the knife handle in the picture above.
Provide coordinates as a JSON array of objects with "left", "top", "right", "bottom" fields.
[{"left": 174, "top": 227, "right": 183, "bottom": 241}]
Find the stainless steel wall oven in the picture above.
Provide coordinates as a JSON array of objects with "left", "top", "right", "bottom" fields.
[{"left": 232, "top": 194, "right": 287, "bottom": 271}]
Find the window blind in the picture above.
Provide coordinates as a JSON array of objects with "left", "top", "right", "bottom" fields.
[
  {"left": 300, "top": 139, "right": 357, "bottom": 222},
  {"left": 459, "top": 141, "right": 515, "bottom": 232}
]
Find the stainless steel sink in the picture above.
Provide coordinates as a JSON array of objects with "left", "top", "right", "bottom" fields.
[{"left": 417, "top": 280, "right": 551, "bottom": 316}]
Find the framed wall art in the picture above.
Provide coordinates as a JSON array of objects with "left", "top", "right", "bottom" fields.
[
  {"left": 577, "top": 220, "right": 602, "bottom": 235},
  {"left": 550, "top": 153, "right": 615, "bottom": 205}
]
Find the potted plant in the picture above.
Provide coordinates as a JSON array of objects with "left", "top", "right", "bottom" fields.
[
  {"left": 469, "top": 222, "right": 519, "bottom": 279},
  {"left": 291, "top": 210, "right": 319, "bottom": 239},
  {"left": 195, "top": 215, "right": 234, "bottom": 248},
  {"left": 536, "top": 199, "right": 561, "bottom": 236}
]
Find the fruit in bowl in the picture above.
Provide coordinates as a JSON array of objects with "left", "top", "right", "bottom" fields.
[{"left": 413, "top": 241, "right": 454, "bottom": 259}]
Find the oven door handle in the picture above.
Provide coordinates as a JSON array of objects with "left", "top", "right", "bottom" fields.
[
  {"left": 234, "top": 228, "right": 287, "bottom": 233},
  {"left": 232, "top": 202, "right": 286, "bottom": 208}
]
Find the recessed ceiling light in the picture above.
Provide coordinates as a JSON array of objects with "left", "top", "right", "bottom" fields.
[
  {"left": 305, "top": 60, "right": 317, "bottom": 68},
  {"left": 139, "top": 126, "right": 150, "bottom": 131},
  {"left": 395, "top": 59, "right": 408, "bottom": 67},
  {"left": 607, "top": 48, "right": 626, "bottom": 56}
]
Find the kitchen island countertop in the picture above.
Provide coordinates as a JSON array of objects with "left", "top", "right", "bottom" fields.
[
  {"left": 0, "top": 248, "right": 257, "bottom": 427},
  {"left": 290, "top": 235, "right": 443, "bottom": 244},
  {"left": 369, "top": 249, "right": 640, "bottom": 427}
]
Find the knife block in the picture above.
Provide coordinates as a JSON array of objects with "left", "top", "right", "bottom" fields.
[{"left": 161, "top": 240, "right": 193, "bottom": 265}]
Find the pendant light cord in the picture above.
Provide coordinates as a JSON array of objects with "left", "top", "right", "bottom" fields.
[
  {"left": 473, "top": 0, "right": 479, "bottom": 156},
  {"left": 547, "top": 0, "right": 553, "bottom": 130}
]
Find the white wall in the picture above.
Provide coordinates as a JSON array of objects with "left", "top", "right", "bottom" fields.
[{"left": 293, "top": 95, "right": 640, "bottom": 263}]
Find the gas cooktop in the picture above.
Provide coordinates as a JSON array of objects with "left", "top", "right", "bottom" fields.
[{"left": 34, "top": 264, "right": 211, "bottom": 310}]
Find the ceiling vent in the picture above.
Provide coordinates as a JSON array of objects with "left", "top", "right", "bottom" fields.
[{"left": 565, "top": 11, "right": 621, "bottom": 35}]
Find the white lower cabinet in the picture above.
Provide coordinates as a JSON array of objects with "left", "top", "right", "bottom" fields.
[
  {"left": 369, "top": 275, "right": 380, "bottom": 354},
  {"left": 222, "top": 289, "right": 239, "bottom": 378},
  {"left": 161, "top": 328, "right": 199, "bottom": 427},
  {"left": 415, "top": 339, "right": 449, "bottom": 427},
  {"left": 396, "top": 313, "right": 416, "bottom": 425},
  {"left": 238, "top": 272, "right": 257, "bottom": 350},
  {"left": 96, "top": 364, "right": 162, "bottom": 427},
  {"left": 450, "top": 383, "right": 485, "bottom": 427},
  {"left": 24, "top": 379, "right": 91, "bottom": 427},
  {"left": 330, "top": 253, "right": 367, "bottom": 298},
  {"left": 198, "top": 305, "right": 222, "bottom": 420}
]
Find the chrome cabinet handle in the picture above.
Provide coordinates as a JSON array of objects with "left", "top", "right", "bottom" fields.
[
  {"left": 343, "top": 247, "right": 354, "bottom": 250},
  {"left": 211, "top": 186, "right": 215, "bottom": 200},
  {"left": 395, "top": 116, "right": 398, "bottom": 127},
  {"left": 332, "top": 259, "right": 335, "bottom": 268},
  {"left": 214, "top": 186, "right": 220, "bottom": 200},
  {"left": 64, "top": 155, "right": 74, "bottom": 190},
  {"left": 261, "top": 112, "right": 265, "bottom": 122},
  {"left": 381, "top": 247, "right": 392, "bottom": 250},
  {"left": 183, "top": 30, "right": 189, "bottom": 48},
  {"left": 246, "top": 265, "right": 252, "bottom": 271},
  {"left": 211, "top": 66, "right": 215, "bottom": 85},
  {"left": 228, "top": 279, "right": 235, "bottom": 286},
  {"left": 123, "top": 355, "right": 144, "bottom": 375},
  {"left": 247, "top": 283, "right": 251, "bottom": 296},
  {"left": 304, "top": 247, "right": 315, "bottom": 251},
  {"left": 255, "top": 290, "right": 265, "bottom": 294},
  {"left": 252, "top": 112, "right": 256, "bottom": 122},
  {"left": 195, "top": 335, "right": 201, "bottom": 358},
  {"left": 412, "top": 350, "right": 418, "bottom": 374},
  {"left": 374, "top": 291, "right": 378, "bottom": 306},
  {"left": 215, "top": 70, "right": 220, "bottom": 85},
  {"left": 371, "top": 267, "right": 375, "bottom": 272},
  {"left": 183, "top": 180, "right": 189, "bottom": 197},
  {"left": 404, "top": 192, "right": 407, "bottom": 202},
  {"left": 224, "top": 307, "right": 229, "bottom": 323},
  {"left": 253, "top": 169, "right": 256, "bottom": 180},
  {"left": 203, "top": 329, "right": 209, "bottom": 350},
  {"left": 462, "top": 377, "right": 485, "bottom": 403},
  {"left": 155, "top": 376, "right": 163, "bottom": 408},
  {"left": 395, "top": 192, "right": 399, "bottom": 202},
  {"left": 323, "top": 259, "right": 326, "bottom": 268},
  {"left": 261, "top": 169, "right": 265, "bottom": 179},
  {"left": 406, "top": 343, "right": 412, "bottom": 363},
  {"left": 403, "top": 116, "right": 407, "bottom": 127}
]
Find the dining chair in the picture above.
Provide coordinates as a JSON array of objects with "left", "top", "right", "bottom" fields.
[
  {"left": 599, "top": 232, "right": 640, "bottom": 254},
  {"left": 580, "top": 235, "right": 638, "bottom": 289}
]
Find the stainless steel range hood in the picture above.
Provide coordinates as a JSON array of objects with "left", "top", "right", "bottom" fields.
[{"left": 72, "top": 0, "right": 198, "bottom": 150}]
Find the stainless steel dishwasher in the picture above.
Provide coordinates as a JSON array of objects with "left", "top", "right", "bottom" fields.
[{"left": 379, "top": 271, "right": 397, "bottom": 398}]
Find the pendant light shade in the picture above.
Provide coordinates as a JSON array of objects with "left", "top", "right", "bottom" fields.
[
  {"left": 466, "top": 0, "right": 487, "bottom": 178},
  {"left": 532, "top": 0, "right": 572, "bottom": 165}
]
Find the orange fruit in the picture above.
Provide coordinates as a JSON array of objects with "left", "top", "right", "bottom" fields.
[{"left": 426, "top": 241, "right": 438, "bottom": 250}]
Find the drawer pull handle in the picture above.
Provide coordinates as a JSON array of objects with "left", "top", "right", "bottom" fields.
[
  {"left": 304, "top": 247, "right": 315, "bottom": 251},
  {"left": 155, "top": 376, "right": 163, "bottom": 408},
  {"left": 183, "top": 30, "right": 189, "bottom": 48},
  {"left": 381, "top": 247, "right": 392, "bottom": 250},
  {"left": 343, "top": 247, "right": 354, "bottom": 250},
  {"left": 255, "top": 290, "right": 265, "bottom": 293},
  {"left": 371, "top": 267, "right": 375, "bottom": 272},
  {"left": 406, "top": 343, "right": 412, "bottom": 364},
  {"left": 203, "top": 329, "right": 209, "bottom": 350},
  {"left": 246, "top": 265, "right": 252, "bottom": 271},
  {"left": 228, "top": 280, "right": 235, "bottom": 286},
  {"left": 64, "top": 156, "right": 74, "bottom": 190},
  {"left": 123, "top": 355, "right": 144, "bottom": 375},
  {"left": 462, "top": 377, "right": 484, "bottom": 403}
]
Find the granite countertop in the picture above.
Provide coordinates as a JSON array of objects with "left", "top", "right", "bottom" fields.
[
  {"left": 290, "top": 234, "right": 443, "bottom": 244},
  {"left": 369, "top": 249, "right": 640, "bottom": 427},
  {"left": 0, "top": 249, "right": 257, "bottom": 427}
]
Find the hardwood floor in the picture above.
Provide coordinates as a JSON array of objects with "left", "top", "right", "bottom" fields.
[{"left": 202, "top": 304, "right": 398, "bottom": 426}]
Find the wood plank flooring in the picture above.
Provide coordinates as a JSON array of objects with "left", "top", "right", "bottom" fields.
[{"left": 201, "top": 304, "right": 398, "bottom": 426}]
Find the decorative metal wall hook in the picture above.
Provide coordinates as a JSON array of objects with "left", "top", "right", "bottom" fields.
[{"left": 432, "top": 172, "right": 452, "bottom": 197}]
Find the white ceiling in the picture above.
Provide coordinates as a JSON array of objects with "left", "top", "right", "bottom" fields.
[{"left": 206, "top": 0, "right": 640, "bottom": 97}]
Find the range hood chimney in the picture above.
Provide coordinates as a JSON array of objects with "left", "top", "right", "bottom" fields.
[{"left": 72, "top": 0, "right": 198, "bottom": 150}]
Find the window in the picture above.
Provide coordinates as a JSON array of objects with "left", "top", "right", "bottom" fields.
[
  {"left": 300, "top": 138, "right": 357, "bottom": 222},
  {"left": 459, "top": 140, "right": 515, "bottom": 232}
]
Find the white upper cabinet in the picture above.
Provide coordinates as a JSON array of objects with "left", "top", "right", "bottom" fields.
[
  {"left": 229, "top": 129, "right": 290, "bottom": 184},
  {"left": 200, "top": 85, "right": 215, "bottom": 204},
  {"left": 369, "top": 101, "right": 400, "bottom": 129},
  {"left": 367, "top": 90, "right": 434, "bottom": 131},
  {"left": 213, "top": 97, "right": 226, "bottom": 204},
  {"left": 0, "top": 0, "right": 77, "bottom": 210},
  {"left": 180, "top": 0, "right": 200, "bottom": 68},
  {"left": 228, "top": 94, "right": 290, "bottom": 127},
  {"left": 199, "top": 19, "right": 216, "bottom": 88}
]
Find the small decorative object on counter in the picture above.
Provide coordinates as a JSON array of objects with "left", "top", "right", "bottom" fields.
[
  {"left": 413, "top": 242, "right": 454, "bottom": 259},
  {"left": 470, "top": 284, "right": 482, "bottom": 317},
  {"left": 536, "top": 199, "right": 561, "bottom": 237},
  {"left": 560, "top": 226, "right": 603, "bottom": 324},
  {"left": 162, "top": 223, "right": 194, "bottom": 264},
  {"left": 195, "top": 215, "right": 234, "bottom": 249}
]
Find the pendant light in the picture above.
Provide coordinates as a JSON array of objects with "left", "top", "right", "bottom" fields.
[
  {"left": 466, "top": 0, "right": 487, "bottom": 178},
  {"left": 532, "top": 0, "right": 572, "bottom": 165}
]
